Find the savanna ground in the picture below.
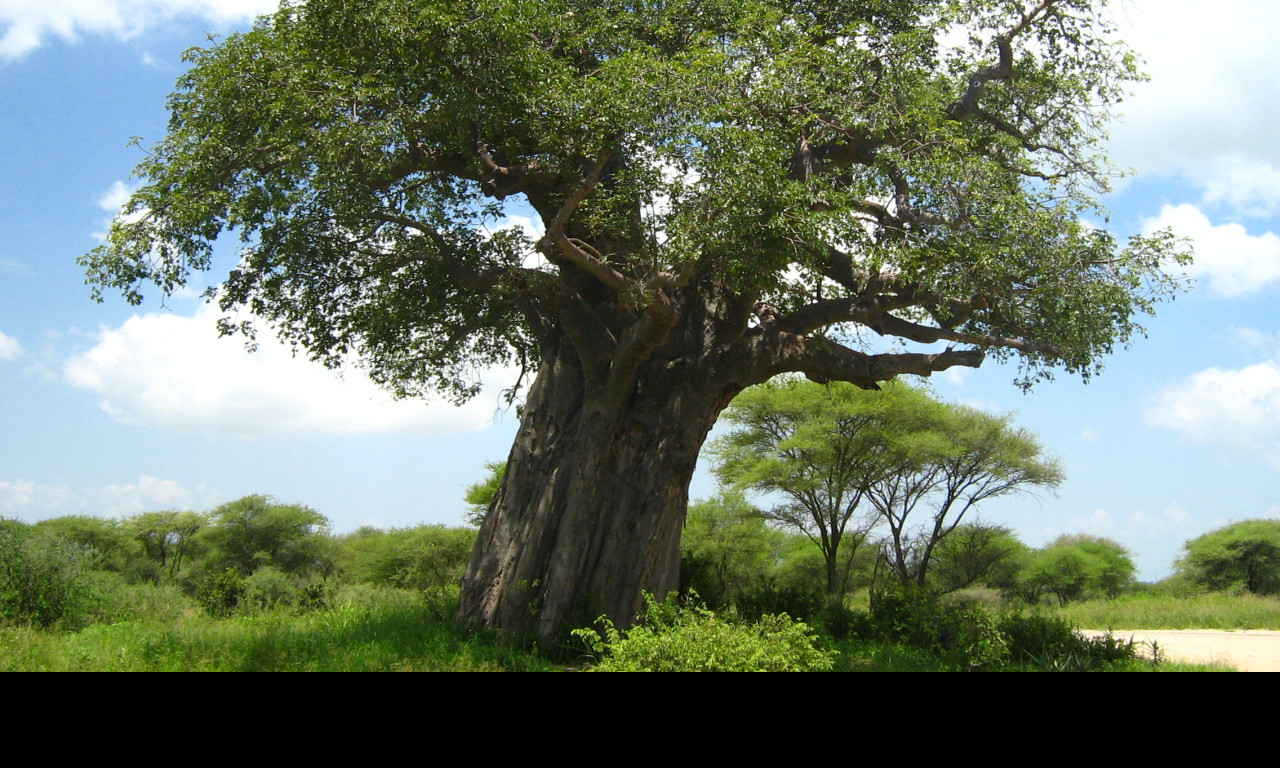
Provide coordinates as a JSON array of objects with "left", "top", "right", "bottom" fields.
[
  {"left": 5, "top": 585, "right": 1271, "bottom": 672},
  {"left": 5, "top": 503, "right": 1275, "bottom": 671},
  {"left": 1065, "top": 592, "right": 1280, "bottom": 671}
]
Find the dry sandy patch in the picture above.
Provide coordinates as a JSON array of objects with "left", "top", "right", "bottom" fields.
[{"left": 1081, "top": 629, "right": 1280, "bottom": 671}]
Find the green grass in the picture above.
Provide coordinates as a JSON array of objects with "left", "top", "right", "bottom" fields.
[
  {"left": 822, "top": 639, "right": 1234, "bottom": 671},
  {"left": 0, "top": 599, "right": 552, "bottom": 672},
  {"left": 1052, "top": 592, "right": 1280, "bottom": 630},
  {"left": 6, "top": 587, "right": 1262, "bottom": 671}
]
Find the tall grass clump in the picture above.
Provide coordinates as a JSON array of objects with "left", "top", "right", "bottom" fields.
[
  {"left": 0, "top": 588, "right": 552, "bottom": 672},
  {"left": 1054, "top": 591, "right": 1280, "bottom": 630}
]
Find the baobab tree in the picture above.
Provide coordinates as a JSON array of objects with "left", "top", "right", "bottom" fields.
[{"left": 84, "top": 0, "right": 1189, "bottom": 644}]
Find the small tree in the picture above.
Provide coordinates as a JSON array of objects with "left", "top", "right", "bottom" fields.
[
  {"left": 34, "top": 515, "right": 139, "bottom": 576},
  {"left": 129, "top": 510, "right": 207, "bottom": 581},
  {"left": 1024, "top": 534, "right": 1134, "bottom": 604},
  {"left": 712, "top": 379, "right": 1059, "bottom": 594},
  {"left": 1178, "top": 520, "right": 1280, "bottom": 596},
  {"left": 340, "top": 524, "right": 476, "bottom": 593},
  {"left": 870, "top": 402, "right": 1062, "bottom": 589},
  {"left": 711, "top": 379, "right": 900, "bottom": 596},
  {"left": 462, "top": 462, "right": 506, "bottom": 527},
  {"left": 679, "top": 490, "right": 783, "bottom": 609},
  {"left": 201, "top": 495, "right": 331, "bottom": 577},
  {"left": 0, "top": 519, "right": 97, "bottom": 628},
  {"left": 927, "top": 523, "right": 1029, "bottom": 595}
]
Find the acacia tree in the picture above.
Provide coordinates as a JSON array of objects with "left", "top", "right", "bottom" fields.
[
  {"left": 1024, "top": 533, "right": 1134, "bottom": 603},
  {"left": 83, "top": 0, "right": 1188, "bottom": 643},
  {"left": 130, "top": 510, "right": 206, "bottom": 580},
  {"left": 711, "top": 378, "right": 905, "bottom": 595},
  {"left": 870, "top": 398, "right": 1062, "bottom": 587},
  {"left": 1178, "top": 520, "right": 1280, "bottom": 596},
  {"left": 713, "top": 379, "right": 1058, "bottom": 593},
  {"left": 927, "top": 522, "right": 1028, "bottom": 594}
]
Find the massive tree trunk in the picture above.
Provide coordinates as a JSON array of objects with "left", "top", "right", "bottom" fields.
[{"left": 458, "top": 331, "right": 740, "bottom": 647}]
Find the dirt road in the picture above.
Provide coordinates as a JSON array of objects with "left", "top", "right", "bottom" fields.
[{"left": 1082, "top": 629, "right": 1280, "bottom": 671}]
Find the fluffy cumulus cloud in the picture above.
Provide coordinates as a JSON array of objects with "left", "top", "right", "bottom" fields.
[
  {"left": 63, "top": 303, "right": 519, "bottom": 437},
  {"left": 0, "top": 0, "right": 280, "bottom": 60},
  {"left": 0, "top": 476, "right": 210, "bottom": 518},
  {"left": 1147, "top": 360, "right": 1280, "bottom": 465},
  {"left": 1143, "top": 204, "right": 1280, "bottom": 297},
  {"left": 0, "top": 329, "right": 20, "bottom": 360},
  {"left": 0, "top": 479, "right": 75, "bottom": 513},
  {"left": 92, "top": 180, "right": 137, "bottom": 241},
  {"left": 93, "top": 475, "right": 206, "bottom": 516},
  {"left": 1109, "top": 1, "right": 1280, "bottom": 214},
  {"left": 97, "top": 180, "right": 131, "bottom": 212}
]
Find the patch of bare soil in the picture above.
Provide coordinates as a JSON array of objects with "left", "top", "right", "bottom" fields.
[{"left": 1081, "top": 629, "right": 1280, "bottom": 671}]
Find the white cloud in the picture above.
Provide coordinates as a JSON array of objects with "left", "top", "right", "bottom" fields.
[
  {"left": 1108, "top": 1, "right": 1280, "bottom": 214},
  {"left": 0, "top": 329, "right": 20, "bottom": 360},
  {"left": 0, "top": 476, "right": 212, "bottom": 518},
  {"left": 1147, "top": 360, "right": 1280, "bottom": 465},
  {"left": 1142, "top": 204, "right": 1280, "bottom": 297},
  {"left": 0, "top": 480, "right": 75, "bottom": 513},
  {"left": 94, "top": 475, "right": 207, "bottom": 516},
  {"left": 0, "top": 0, "right": 280, "bottom": 60},
  {"left": 936, "top": 366, "right": 971, "bottom": 387},
  {"left": 97, "top": 180, "right": 132, "bottom": 212},
  {"left": 63, "top": 303, "right": 518, "bottom": 437},
  {"left": 93, "top": 180, "right": 142, "bottom": 241},
  {"left": 1229, "top": 327, "right": 1280, "bottom": 356}
]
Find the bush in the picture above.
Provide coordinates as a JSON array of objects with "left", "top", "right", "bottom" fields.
[
  {"left": 1022, "top": 534, "right": 1136, "bottom": 604},
  {"left": 573, "top": 592, "right": 835, "bottom": 672},
  {"left": 998, "top": 612, "right": 1142, "bottom": 671},
  {"left": 0, "top": 521, "right": 98, "bottom": 628},
  {"left": 732, "top": 579, "right": 827, "bottom": 624},
  {"left": 1178, "top": 519, "right": 1280, "bottom": 596},
  {"left": 865, "top": 588, "right": 1009, "bottom": 670},
  {"left": 338, "top": 524, "right": 474, "bottom": 595},
  {"left": 192, "top": 568, "right": 247, "bottom": 617}
]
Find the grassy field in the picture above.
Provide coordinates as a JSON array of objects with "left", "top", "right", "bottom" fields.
[
  {"left": 0, "top": 610, "right": 1234, "bottom": 671},
  {"left": 3, "top": 588, "right": 1269, "bottom": 671},
  {"left": 0, "top": 597, "right": 553, "bottom": 672},
  {"left": 1052, "top": 592, "right": 1280, "bottom": 630}
]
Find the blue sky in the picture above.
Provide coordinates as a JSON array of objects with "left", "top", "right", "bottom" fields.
[{"left": 2, "top": 1, "right": 1278, "bottom": 581}]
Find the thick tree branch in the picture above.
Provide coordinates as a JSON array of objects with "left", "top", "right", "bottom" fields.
[
  {"left": 947, "top": 0, "right": 1057, "bottom": 123},
  {"left": 864, "top": 312, "right": 1066, "bottom": 357},
  {"left": 751, "top": 331, "right": 984, "bottom": 389},
  {"left": 537, "top": 151, "right": 634, "bottom": 293}
]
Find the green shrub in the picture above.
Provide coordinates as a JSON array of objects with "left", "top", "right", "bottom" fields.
[
  {"left": 193, "top": 568, "right": 247, "bottom": 617},
  {"left": 0, "top": 521, "right": 97, "bottom": 628},
  {"left": 1178, "top": 520, "right": 1280, "bottom": 596},
  {"left": 865, "top": 588, "right": 1009, "bottom": 670},
  {"left": 338, "top": 524, "right": 474, "bottom": 594},
  {"left": 243, "top": 566, "right": 299, "bottom": 610},
  {"left": 732, "top": 579, "right": 827, "bottom": 623},
  {"left": 998, "top": 612, "right": 1141, "bottom": 671},
  {"left": 574, "top": 593, "right": 835, "bottom": 672},
  {"left": 1022, "top": 534, "right": 1136, "bottom": 604},
  {"left": 84, "top": 575, "right": 198, "bottom": 625}
]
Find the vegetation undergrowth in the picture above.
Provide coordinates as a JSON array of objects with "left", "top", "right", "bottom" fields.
[
  {"left": 816, "top": 588, "right": 1181, "bottom": 672},
  {"left": 1053, "top": 591, "right": 1280, "bottom": 630},
  {"left": 573, "top": 592, "right": 836, "bottom": 672},
  {"left": 0, "top": 589, "right": 551, "bottom": 672}
]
